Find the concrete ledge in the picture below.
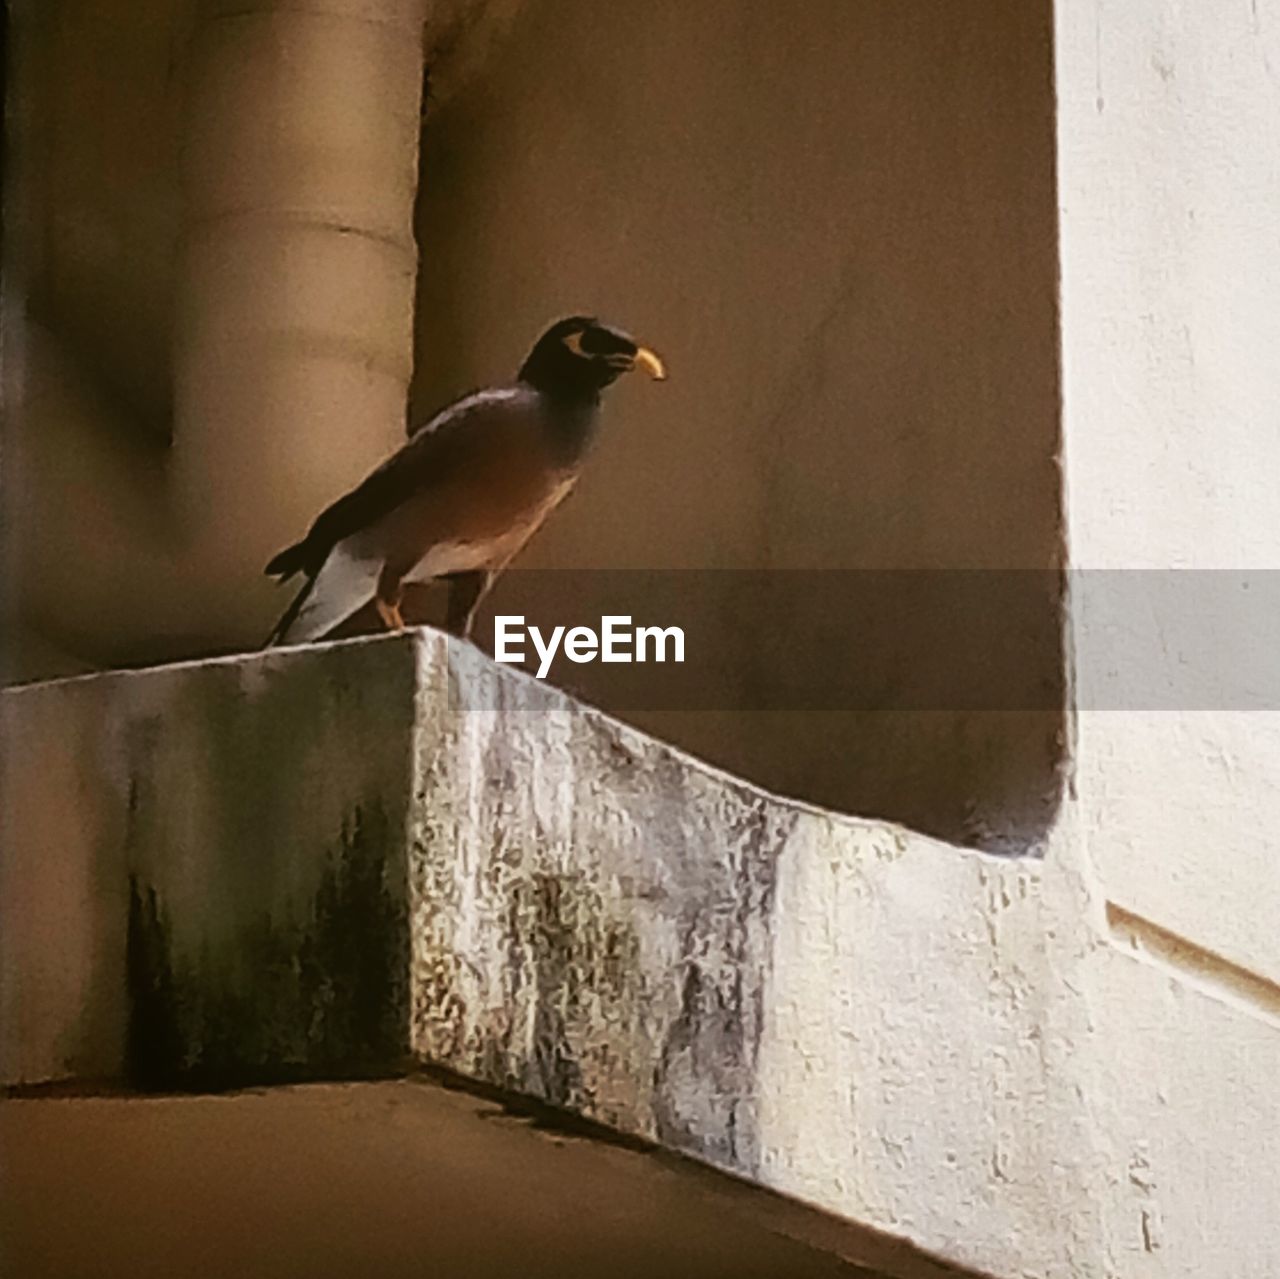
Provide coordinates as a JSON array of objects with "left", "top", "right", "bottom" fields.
[
  {"left": 1, "top": 638, "right": 420, "bottom": 1089},
  {"left": 0, "top": 630, "right": 1046, "bottom": 1276}
]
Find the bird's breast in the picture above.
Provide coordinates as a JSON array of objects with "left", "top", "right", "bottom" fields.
[
  {"left": 398, "top": 470, "right": 579, "bottom": 583},
  {"left": 355, "top": 406, "right": 586, "bottom": 583}
]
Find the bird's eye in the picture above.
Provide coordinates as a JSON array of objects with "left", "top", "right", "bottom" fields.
[{"left": 562, "top": 330, "right": 591, "bottom": 358}]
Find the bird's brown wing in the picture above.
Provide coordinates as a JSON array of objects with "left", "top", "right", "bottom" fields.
[{"left": 268, "top": 388, "right": 535, "bottom": 579}]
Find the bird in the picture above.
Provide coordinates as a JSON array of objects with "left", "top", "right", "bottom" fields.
[{"left": 264, "top": 316, "right": 666, "bottom": 647}]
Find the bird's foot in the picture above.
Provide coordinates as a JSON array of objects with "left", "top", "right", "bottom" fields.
[{"left": 375, "top": 598, "right": 406, "bottom": 632}]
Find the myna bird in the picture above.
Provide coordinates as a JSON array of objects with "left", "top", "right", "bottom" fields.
[{"left": 264, "top": 317, "right": 666, "bottom": 646}]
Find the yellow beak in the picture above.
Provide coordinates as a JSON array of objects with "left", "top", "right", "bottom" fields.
[{"left": 633, "top": 346, "right": 667, "bottom": 380}]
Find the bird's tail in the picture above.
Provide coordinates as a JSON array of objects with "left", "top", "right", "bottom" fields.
[
  {"left": 264, "top": 574, "right": 316, "bottom": 647},
  {"left": 264, "top": 539, "right": 309, "bottom": 581}
]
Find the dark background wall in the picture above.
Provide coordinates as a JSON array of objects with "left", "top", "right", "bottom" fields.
[
  {"left": 413, "top": 0, "right": 1064, "bottom": 847},
  {"left": 8, "top": 0, "right": 1063, "bottom": 848}
]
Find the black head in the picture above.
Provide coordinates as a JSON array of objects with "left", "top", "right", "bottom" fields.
[{"left": 518, "top": 316, "right": 667, "bottom": 399}]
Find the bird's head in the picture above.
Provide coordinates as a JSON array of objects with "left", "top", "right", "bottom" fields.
[{"left": 519, "top": 316, "right": 667, "bottom": 398}]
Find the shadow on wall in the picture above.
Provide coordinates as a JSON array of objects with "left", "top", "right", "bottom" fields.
[{"left": 412, "top": 0, "right": 1064, "bottom": 850}]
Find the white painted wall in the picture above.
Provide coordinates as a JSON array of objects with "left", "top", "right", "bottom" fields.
[
  {"left": 1050, "top": 2, "right": 1280, "bottom": 1274},
  {"left": 1057, "top": 0, "right": 1280, "bottom": 979}
]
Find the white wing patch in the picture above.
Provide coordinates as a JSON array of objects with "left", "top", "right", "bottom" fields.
[{"left": 280, "top": 539, "right": 381, "bottom": 644}]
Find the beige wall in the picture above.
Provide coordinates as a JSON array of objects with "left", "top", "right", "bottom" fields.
[
  {"left": 1038, "top": 3, "right": 1280, "bottom": 1273},
  {"left": 413, "top": 0, "right": 1063, "bottom": 844},
  {"left": 1057, "top": 0, "right": 1280, "bottom": 985},
  {"left": 14, "top": 0, "right": 187, "bottom": 441},
  {"left": 6, "top": 0, "right": 1064, "bottom": 847}
]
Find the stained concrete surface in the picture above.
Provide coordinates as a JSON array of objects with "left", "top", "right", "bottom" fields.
[
  {"left": 0, "top": 1080, "right": 930, "bottom": 1279},
  {"left": 0, "top": 629, "right": 1045, "bottom": 1277}
]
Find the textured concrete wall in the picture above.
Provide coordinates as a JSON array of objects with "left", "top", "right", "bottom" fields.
[
  {"left": 0, "top": 641, "right": 419, "bottom": 1085},
  {"left": 408, "top": 640, "right": 1055, "bottom": 1265},
  {"left": 0, "top": 632, "right": 1050, "bottom": 1276},
  {"left": 1057, "top": 0, "right": 1280, "bottom": 984},
  {"left": 1046, "top": 3, "right": 1280, "bottom": 1274},
  {"left": 3, "top": 630, "right": 1279, "bottom": 1276}
]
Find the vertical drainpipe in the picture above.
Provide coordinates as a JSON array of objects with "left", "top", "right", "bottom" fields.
[
  {"left": 171, "top": 0, "right": 427, "bottom": 641},
  {"left": 11, "top": 0, "right": 441, "bottom": 665}
]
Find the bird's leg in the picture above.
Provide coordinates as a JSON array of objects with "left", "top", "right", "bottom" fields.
[
  {"left": 445, "top": 570, "right": 493, "bottom": 640},
  {"left": 375, "top": 566, "right": 406, "bottom": 632},
  {"left": 375, "top": 598, "right": 405, "bottom": 631}
]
